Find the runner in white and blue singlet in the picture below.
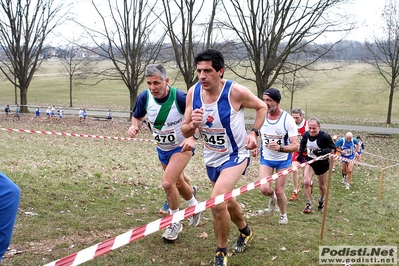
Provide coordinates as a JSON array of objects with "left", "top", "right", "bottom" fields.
[
  {"left": 254, "top": 87, "right": 299, "bottom": 226},
  {"left": 128, "top": 64, "right": 200, "bottom": 242},
  {"left": 191, "top": 80, "right": 249, "bottom": 170},
  {"left": 181, "top": 49, "right": 267, "bottom": 265},
  {"left": 355, "top": 135, "right": 365, "bottom": 166}
]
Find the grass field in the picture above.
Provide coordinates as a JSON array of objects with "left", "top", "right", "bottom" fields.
[
  {"left": 1, "top": 61, "right": 398, "bottom": 126},
  {"left": 0, "top": 61, "right": 398, "bottom": 265},
  {"left": 0, "top": 115, "right": 398, "bottom": 265}
]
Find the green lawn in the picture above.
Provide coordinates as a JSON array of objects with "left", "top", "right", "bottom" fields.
[
  {"left": 1, "top": 61, "right": 398, "bottom": 126},
  {"left": 0, "top": 116, "right": 398, "bottom": 265},
  {"left": 0, "top": 61, "right": 398, "bottom": 265}
]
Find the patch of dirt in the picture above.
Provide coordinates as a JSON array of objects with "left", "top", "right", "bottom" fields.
[{"left": 4, "top": 228, "right": 127, "bottom": 259}]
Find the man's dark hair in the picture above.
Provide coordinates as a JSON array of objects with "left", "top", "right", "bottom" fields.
[{"left": 195, "top": 49, "right": 225, "bottom": 73}]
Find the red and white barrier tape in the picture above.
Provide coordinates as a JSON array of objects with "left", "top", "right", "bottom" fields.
[
  {"left": 332, "top": 154, "right": 380, "bottom": 169},
  {"left": 364, "top": 151, "right": 399, "bottom": 163},
  {"left": 0, "top": 127, "right": 155, "bottom": 143},
  {"left": 363, "top": 151, "right": 386, "bottom": 160},
  {"left": 43, "top": 155, "right": 328, "bottom": 266},
  {"left": 381, "top": 162, "right": 399, "bottom": 170}
]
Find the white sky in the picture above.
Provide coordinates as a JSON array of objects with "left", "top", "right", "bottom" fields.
[
  {"left": 52, "top": 0, "right": 386, "bottom": 46},
  {"left": 346, "top": 0, "right": 385, "bottom": 42}
]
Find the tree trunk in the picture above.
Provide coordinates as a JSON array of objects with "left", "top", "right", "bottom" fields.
[
  {"left": 19, "top": 87, "right": 29, "bottom": 113},
  {"left": 129, "top": 88, "right": 138, "bottom": 121},
  {"left": 290, "top": 91, "right": 294, "bottom": 111},
  {"left": 69, "top": 75, "right": 73, "bottom": 107},
  {"left": 386, "top": 84, "right": 394, "bottom": 124}
]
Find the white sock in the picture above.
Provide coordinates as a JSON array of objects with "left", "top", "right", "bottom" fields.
[
  {"left": 187, "top": 196, "right": 198, "bottom": 207},
  {"left": 169, "top": 208, "right": 179, "bottom": 215}
]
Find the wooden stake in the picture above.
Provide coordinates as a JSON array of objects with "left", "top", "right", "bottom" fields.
[
  {"left": 320, "top": 154, "right": 334, "bottom": 239},
  {"left": 378, "top": 160, "right": 388, "bottom": 204}
]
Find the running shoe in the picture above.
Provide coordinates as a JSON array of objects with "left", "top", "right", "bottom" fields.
[
  {"left": 214, "top": 251, "right": 227, "bottom": 266},
  {"left": 161, "top": 222, "right": 182, "bottom": 241},
  {"left": 268, "top": 197, "right": 277, "bottom": 213},
  {"left": 279, "top": 215, "right": 288, "bottom": 225},
  {"left": 289, "top": 191, "right": 298, "bottom": 201},
  {"left": 341, "top": 176, "right": 347, "bottom": 184},
  {"left": 159, "top": 201, "right": 169, "bottom": 216},
  {"left": 345, "top": 183, "right": 350, "bottom": 190},
  {"left": 188, "top": 211, "right": 201, "bottom": 227},
  {"left": 229, "top": 230, "right": 254, "bottom": 256},
  {"left": 188, "top": 185, "right": 201, "bottom": 226},
  {"left": 318, "top": 201, "right": 324, "bottom": 211},
  {"left": 303, "top": 203, "right": 312, "bottom": 214}
]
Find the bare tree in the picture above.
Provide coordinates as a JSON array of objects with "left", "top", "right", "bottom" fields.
[
  {"left": 0, "top": 0, "right": 69, "bottom": 113},
  {"left": 57, "top": 45, "right": 97, "bottom": 107},
  {"left": 220, "top": 0, "right": 354, "bottom": 98},
  {"left": 75, "top": 0, "right": 165, "bottom": 115},
  {"left": 279, "top": 59, "right": 310, "bottom": 111},
  {"left": 160, "top": 0, "right": 221, "bottom": 90},
  {"left": 365, "top": 0, "right": 399, "bottom": 124}
]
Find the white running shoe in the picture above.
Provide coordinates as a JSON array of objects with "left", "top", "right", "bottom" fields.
[
  {"left": 162, "top": 222, "right": 183, "bottom": 241},
  {"left": 345, "top": 183, "right": 350, "bottom": 190},
  {"left": 279, "top": 216, "right": 288, "bottom": 225}
]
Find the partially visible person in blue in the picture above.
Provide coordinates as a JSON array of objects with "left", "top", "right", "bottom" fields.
[
  {"left": 13, "top": 104, "right": 20, "bottom": 121},
  {"left": 107, "top": 109, "right": 113, "bottom": 126},
  {"left": 82, "top": 108, "right": 87, "bottom": 123},
  {"left": 335, "top": 132, "right": 358, "bottom": 190},
  {"left": 4, "top": 105, "right": 10, "bottom": 118},
  {"left": 57, "top": 107, "right": 63, "bottom": 120},
  {"left": 0, "top": 171, "right": 20, "bottom": 262},
  {"left": 355, "top": 135, "right": 365, "bottom": 166},
  {"left": 33, "top": 107, "right": 41, "bottom": 120}
]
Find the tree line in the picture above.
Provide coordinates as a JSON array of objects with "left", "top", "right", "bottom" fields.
[{"left": 0, "top": 0, "right": 397, "bottom": 123}]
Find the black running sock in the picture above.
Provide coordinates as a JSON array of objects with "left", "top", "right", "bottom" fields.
[
  {"left": 239, "top": 224, "right": 250, "bottom": 236},
  {"left": 216, "top": 247, "right": 227, "bottom": 255}
]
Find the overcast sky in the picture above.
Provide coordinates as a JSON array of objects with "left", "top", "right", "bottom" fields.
[
  {"left": 53, "top": 0, "right": 386, "bottom": 46},
  {"left": 346, "top": 0, "right": 385, "bottom": 41}
]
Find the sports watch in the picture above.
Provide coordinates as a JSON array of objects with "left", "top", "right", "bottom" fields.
[{"left": 250, "top": 128, "right": 260, "bottom": 137}]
